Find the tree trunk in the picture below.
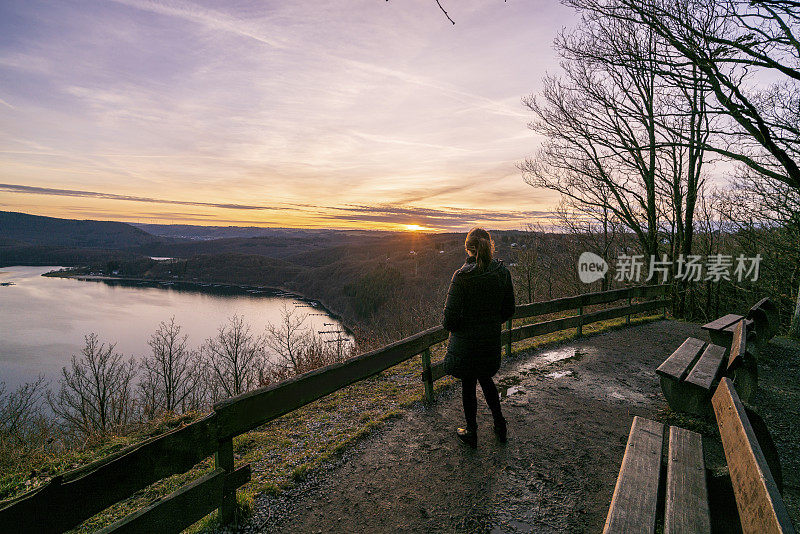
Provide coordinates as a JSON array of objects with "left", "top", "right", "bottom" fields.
[{"left": 790, "top": 282, "right": 800, "bottom": 339}]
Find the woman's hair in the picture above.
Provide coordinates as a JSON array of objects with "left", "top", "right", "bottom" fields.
[{"left": 465, "top": 227, "right": 495, "bottom": 269}]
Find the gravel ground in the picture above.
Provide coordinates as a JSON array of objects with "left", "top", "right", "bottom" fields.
[
  {"left": 750, "top": 335, "right": 800, "bottom": 527},
  {"left": 230, "top": 319, "right": 710, "bottom": 533}
]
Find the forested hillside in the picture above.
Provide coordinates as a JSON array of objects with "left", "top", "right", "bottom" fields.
[{"left": 0, "top": 211, "right": 166, "bottom": 249}]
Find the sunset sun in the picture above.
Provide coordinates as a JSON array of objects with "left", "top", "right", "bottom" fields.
[{"left": 404, "top": 224, "right": 428, "bottom": 231}]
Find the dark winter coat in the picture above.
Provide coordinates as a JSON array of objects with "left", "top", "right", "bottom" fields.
[{"left": 442, "top": 256, "right": 515, "bottom": 379}]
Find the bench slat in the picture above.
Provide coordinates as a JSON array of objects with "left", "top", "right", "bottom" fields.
[
  {"left": 603, "top": 416, "right": 664, "bottom": 534},
  {"left": 729, "top": 319, "right": 747, "bottom": 372},
  {"left": 749, "top": 297, "right": 771, "bottom": 315},
  {"left": 701, "top": 313, "right": 743, "bottom": 332},
  {"left": 665, "top": 426, "right": 710, "bottom": 534},
  {"left": 656, "top": 338, "right": 705, "bottom": 381},
  {"left": 684, "top": 343, "right": 725, "bottom": 391},
  {"left": 723, "top": 318, "right": 753, "bottom": 334},
  {"left": 712, "top": 378, "right": 795, "bottom": 534},
  {"left": 726, "top": 319, "right": 758, "bottom": 402}
]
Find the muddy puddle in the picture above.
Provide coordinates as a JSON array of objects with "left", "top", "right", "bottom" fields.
[
  {"left": 496, "top": 346, "right": 590, "bottom": 398},
  {"left": 497, "top": 375, "right": 524, "bottom": 399},
  {"left": 544, "top": 370, "right": 574, "bottom": 379},
  {"left": 519, "top": 346, "right": 591, "bottom": 372},
  {"left": 604, "top": 385, "right": 649, "bottom": 404}
]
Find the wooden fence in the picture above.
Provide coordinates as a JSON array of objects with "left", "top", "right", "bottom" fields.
[{"left": 1, "top": 284, "right": 667, "bottom": 534}]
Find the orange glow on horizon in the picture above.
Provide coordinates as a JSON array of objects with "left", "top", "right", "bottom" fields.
[{"left": 403, "top": 224, "right": 431, "bottom": 232}]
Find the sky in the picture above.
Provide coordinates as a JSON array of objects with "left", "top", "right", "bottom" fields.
[{"left": 0, "top": 0, "right": 575, "bottom": 231}]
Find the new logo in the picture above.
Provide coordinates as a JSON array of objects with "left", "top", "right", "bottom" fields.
[{"left": 578, "top": 252, "right": 608, "bottom": 284}]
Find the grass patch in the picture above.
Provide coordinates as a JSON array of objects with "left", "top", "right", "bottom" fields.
[{"left": 184, "top": 491, "right": 254, "bottom": 534}]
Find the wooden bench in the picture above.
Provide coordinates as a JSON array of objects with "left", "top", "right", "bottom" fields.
[
  {"left": 701, "top": 313, "right": 752, "bottom": 348},
  {"left": 747, "top": 297, "right": 779, "bottom": 351},
  {"left": 656, "top": 337, "right": 727, "bottom": 415},
  {"left": 702, "top": 297, "right": 777, "bottom": 350},
  {"left": 712, "top": 377, "right": 793, "bottom": 534},
  {"left": 604, "top": 379, "right": 794, "bottom": 533},
  {"left": 657, "top": 319, "right": 759, "bottom": 414},
  {"left": 603, "top": 416, "right": 710, "bottom": 533},
  {"left": 726, "top": 319, "right": 759, "bottom": 403}
]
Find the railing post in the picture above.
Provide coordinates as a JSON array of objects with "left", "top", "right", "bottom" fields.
[
  {"left": 421, "top": 348, "right": 433, "bottom": 403},
  {"left": 505, "top": 319, "right": 512, "bottom": 357},
  {"left": 662, "top": 285, "right": 668, "bottom": 318},
  {"left": 215, "top": 437, "right": 236, "bottom": 525},
  {"left": 626, "top": 294, "right": 632, "bottom": 325},
  {"left": 577, "top": 306, "right": 583, "bottom": 337}
]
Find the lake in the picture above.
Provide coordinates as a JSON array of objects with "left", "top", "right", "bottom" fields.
[{"left": 0, "top": 265, "right": 350, "bottom": 391}]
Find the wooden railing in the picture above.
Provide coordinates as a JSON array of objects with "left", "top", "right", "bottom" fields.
[{"left": 1, "top": 284, "right": 667, "bottom": 534}]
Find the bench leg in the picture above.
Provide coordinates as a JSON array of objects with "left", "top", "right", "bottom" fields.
[
  {"left": 729, "top": 366, "right": 757, "bottom": 404},
  {"left": 660, "top": 377, "right": 712, "bottom": 418},
  {"left": 708, "top": 330, "right": 732, "bottom": 349}
]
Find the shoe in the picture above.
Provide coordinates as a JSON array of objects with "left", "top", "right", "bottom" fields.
[
  {"left": 457, "top": 427, "right": 477, "bottom": 449},
  {"left": 493, "top": 417, "right": 507, "bottom": 443}
]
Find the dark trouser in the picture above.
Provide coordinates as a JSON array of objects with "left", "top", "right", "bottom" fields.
[{"left": 461, "top": 375, "right": 504, "bottom": 430}]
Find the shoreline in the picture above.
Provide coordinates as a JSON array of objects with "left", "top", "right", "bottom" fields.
[{"left": 42, "top": 269, "right": 354, "bottom": 336}]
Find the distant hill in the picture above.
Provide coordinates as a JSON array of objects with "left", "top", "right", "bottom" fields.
[
  {"left": 132, "top": 223, "right": 292, "bottom": 240},
  {"left": 131, "top": 223, "right": 389, "bottom": 241},
  {"left": 0, "top": 211, "right": 166, "bottom": 249},
  {"left": 134, "top": 229, "right": 397, "bottom": 261}
]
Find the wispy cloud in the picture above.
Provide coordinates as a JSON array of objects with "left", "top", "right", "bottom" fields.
[
  {"left": 0, "top": 183, "right": 293, "bottom": 211},
  {"left": 320, "top": 204, "right": 555, "bottom": 230},
  {"left": 109, "top": 0, "right": 286, "bottom": 48}
]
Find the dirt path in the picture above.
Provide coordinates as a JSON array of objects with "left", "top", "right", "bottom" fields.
[{"left": 233, "top": 319, "right": 714, "bottom": 533}]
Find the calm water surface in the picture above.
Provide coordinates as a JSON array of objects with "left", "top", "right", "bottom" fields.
[{"left": 0, "top": 266, "right": 348, "bottom": 390}]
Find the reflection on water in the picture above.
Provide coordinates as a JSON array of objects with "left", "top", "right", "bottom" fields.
[{"left": 0, "top": 266, "right": 349, "bottom": 390}]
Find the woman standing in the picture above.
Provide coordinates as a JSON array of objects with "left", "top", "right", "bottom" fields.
[{"left": 443, "top": 227, "right": 515, "bottom": 448}]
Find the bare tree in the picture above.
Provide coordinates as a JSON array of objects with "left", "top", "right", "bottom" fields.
[
  {"left": 792, "top": 287, "right": 800, "bottom": 339},
  {"left": 180, "top": 360, "right": 214, "bottom": 413},
  {"left": 554, "top": 195, "right": 622, "bottom": 292},
  {"left": 48, "top": 334, "right": 136, "bottom": 437},
  {"left": 202, "top": 315, "right": 264, "bottom": 400},
  {"left": 572, "top": 0, "right": 800, "bottom": 190},
  {"left": 523, "top": 0, "right": 717, "bottom": 313},
  {"left": 387, "top": 0, "right": 456, "bottom": 24},
  {"left": 694, "top": 188, "right": 730, "bottom": 319},
  {"left": 261, "top": 305, "right": 356, "bottom": 383},
  {"left": 553, "top": 0, "right": 800, "bottom": 327},
  {"left": 719, "top": 167, "right": 800, "bottom": 335},
  {"left": 0, "top": 376, "right": 50, "bottom": 447},
  {"left": 511, "top": 242, "right": 538, "bottom": 304},
  {"left": 521, "top": 13, "right": 669, "bottom": 264},
  {"left": 139, "top": 317, "right": 199, "bottom": 417},
  {"left": 509, "top": 222, "right": 560, "bottom": 302},
  {"left": 263, "top": 305, "right": 312, "bottom": 375}
]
